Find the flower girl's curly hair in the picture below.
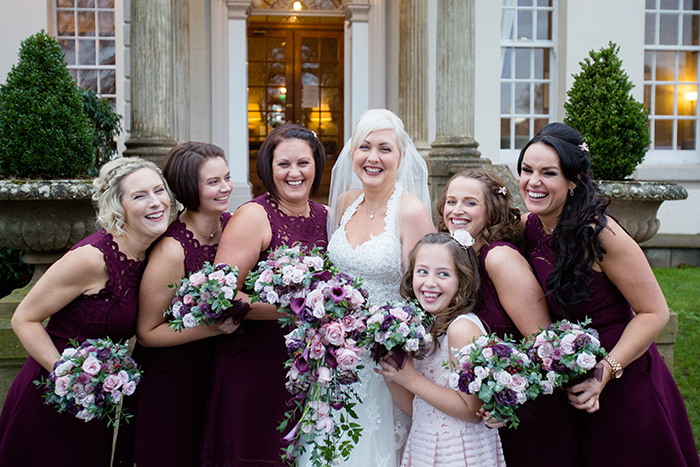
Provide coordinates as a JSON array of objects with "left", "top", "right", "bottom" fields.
[{"left": 399, "top": 233, "right": 481, "bottom": 351}]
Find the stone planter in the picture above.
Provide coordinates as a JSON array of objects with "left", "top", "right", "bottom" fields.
[
  {"left": 597, "top": 180, "right": 688, "bottom": 244},
  {"left": 0, "top": 179, "right": 96, "bottom": 408}
]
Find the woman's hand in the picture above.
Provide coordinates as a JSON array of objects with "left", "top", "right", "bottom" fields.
[
  {"left": 375, "top": 355, "right": 418, "bottom": 389},
  {"left": 476, "top": 408, "right": 507, "bottom": 429},
  {"left": 566, "top": 361, "right": 609, "bottom": 413}
]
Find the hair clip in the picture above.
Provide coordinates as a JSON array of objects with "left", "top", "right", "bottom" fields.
[
  {"left": 579, "top": 141, "right": 589, "bottom": 152},
  {"left": 451, "top": 229, "right": 475, "bottom": 250},
  {"left": 310, "top": 129, "right": 318, "bottom": 139},
  {"left": 498, "top": 186, "right": 507, "bottom": 196}
]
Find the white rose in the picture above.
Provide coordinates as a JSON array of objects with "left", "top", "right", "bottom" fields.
[
  {"left": 476, "top": 336, "right": 488, "bottom": 347},
  {"left": 474, "top": 366, "right": 489, "bottom": 380},
  {"left": 541, "top": 381, "right": 554, "bottom": 395},
  {"left": 576, "top": 352, "right": 597, "bottom": 370},
  {"left": 468, "top": 379, "right": 482, "bottom": 394},
  {"left": 182, "top": 313, "right": 197, "bottom": 328},
  {"left": 61, "top": 348, "right": 78, "bottom": 359},
  {"left": 448, "top": 372, "right": 460, "bottom": 391},
  {"left": 495, "top": 370, "right": 513, "bottom": 387},
  {"left": 405, "top": 338, "right": 419, "bottom": 352},
  {"left": 54, "top": 361, "right": 75, "bottom": 377}
]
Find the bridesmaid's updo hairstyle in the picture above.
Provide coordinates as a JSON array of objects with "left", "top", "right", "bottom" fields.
[
  {"left": 517, "top": 122, "right": 608, "bottom": 314},
  {"left": 93, "top": 157, "right": 175, "bottom": 236},
  {"left": 256, "top": 123, "right": 326, "bottom": 201},
  {"left": 162, "top": 142, "right": 226, "bottom": 212},
  {"left": 400, "top": 232, "right": 481, "bottom": 350},
  {"left": 348, "top": 109, "right": 409, "bottom": 159},
  {"left": 436, "top": 168, "right": 523, "bottom": 247}
]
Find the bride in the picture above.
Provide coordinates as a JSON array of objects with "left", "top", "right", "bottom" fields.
[{"left": 325, "top": 109, "right": 435, "bottom": 466}]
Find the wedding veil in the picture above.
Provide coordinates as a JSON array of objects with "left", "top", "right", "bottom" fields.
[{"left": 326, "top": 109, "right": 432, "bottom": 237}]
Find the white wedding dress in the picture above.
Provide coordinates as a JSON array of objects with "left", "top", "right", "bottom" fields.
[{"left": 326, "top": 185, "right": 410, "bottom": 467}]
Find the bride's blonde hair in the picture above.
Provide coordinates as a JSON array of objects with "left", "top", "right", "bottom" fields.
[{"left": 348, "top": 109, "right": 409, "bottom": 158}]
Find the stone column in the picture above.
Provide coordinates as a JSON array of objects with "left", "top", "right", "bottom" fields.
[
  {"left": 344, "top": 2, "right": 371, "bottom": 133},
  {"left": 398, "top": 0, "right": 429, "bottom": 155},
  {"left": 125, "top": 0, "right": 190, "bottom": 165}
]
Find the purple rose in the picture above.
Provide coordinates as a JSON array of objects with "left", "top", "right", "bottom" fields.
[
  {"left": 493, "top": 344, "right": 513, "bottom": 358},
  {"left": 494, "top": 388, "right": 518, "bottom": 406},
  {"left": 381, "top": 315, "right": 396, "bottom": 331},
  {"left": 458, "top": 372, "right": 474, "bottom": 393},
  {"left": 96, "top": 348, "right": 111, "bottom": 360},
  {"left": 103, "top": 374, "right": 122, "bottom": 392},
  {"left": 574, "top": 334, "right": 592, "bottom": 350},
  {"left": 286, "top": 338, "right": 304, "bottom": 354},
  {"left": 201, "top": 303, "right": 218, "bottom": 318},
  {"left": 337, "top": 370, "right": 359, "bottom": 385},
  {"left": 300, "top": 307, "right": 318, "bottom": 324}
]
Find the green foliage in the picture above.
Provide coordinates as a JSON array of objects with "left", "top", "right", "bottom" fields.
[
  {"left": 80, "top": 87, "right": 122, "bottom": 173},
  {"left": 653, "top": 266, "right": 700, "bottom": 450},
  {"left": 564, "top": 42, "right": 651, "bottom": 180},
  {"left": 0, "top": 247, "right": 33, "bottom": 298},
  {"left": 0, "top": 30, "right": 95, "bottom": 178}
]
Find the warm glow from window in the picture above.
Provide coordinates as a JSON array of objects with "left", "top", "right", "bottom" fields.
[
  {"left": 292, "top": 1, "right": 302, "bottom": 11},
  {"left": 686, "top": 91, "right": 698, "bottom": 102},
  {"left": 280, "top": 87, "right": 287, "bottom": 94}
]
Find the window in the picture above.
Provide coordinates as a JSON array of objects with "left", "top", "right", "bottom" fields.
[
  {"left": 500, "top": 0, "right": 555, "bottom": 157},
  {"left": 53, "top": 0, "right": 116, "bottom": 105},
  {"left": 644, "top": 0, "right": 699, "bottom": 151}
]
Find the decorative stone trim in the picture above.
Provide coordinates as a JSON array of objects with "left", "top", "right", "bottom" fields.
[
  {"left": 596, "top": 180, "right": 688, "bottom": 201},
  {"left": 0, "top": 180, "right": 94, "bottom": 201}
]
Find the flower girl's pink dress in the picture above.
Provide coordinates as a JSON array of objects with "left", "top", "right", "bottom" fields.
[{"left": 402, "top": 313, "right": 506, "bottom": 467}]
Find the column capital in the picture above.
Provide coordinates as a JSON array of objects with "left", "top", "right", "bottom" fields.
[
  {"left": 345, "top": 2, "right": 370, "bottom": 23},
  {"left": 227, "top": 0, "right": 252, "bottom": 20}
]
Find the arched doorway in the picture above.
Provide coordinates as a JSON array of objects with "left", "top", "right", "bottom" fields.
[{"left": 247, "top": 18, "right": 344, "bottom": 202}]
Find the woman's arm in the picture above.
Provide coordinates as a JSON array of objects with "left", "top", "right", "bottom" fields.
[
  {"left": 376, "top": 318, "right": 484, "bottom": 423},
  {"left": 11, "top": 246, "right": 109, "bottom": 372},
  {"left": 136, "top": 237, "right": 237, "bottom": 348},
  {"left": 567, "top": 216, "right": 669, "bottom": 413},
  {"left": 214, "top": 202, "right": 279, "bottom": 320},
  {"left": 398, "top": 194, "right": 436, "bottom": 269},
  {"left": 485, "top": 245, "right": 552, "bottom": 338}
]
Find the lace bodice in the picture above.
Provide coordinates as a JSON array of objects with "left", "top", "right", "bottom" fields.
[
  {"left": 328, "top": 185, "right": 404, "bottom": 305},
  {"left": 165, "top": 212, "right": 232, "bottom": 275},
  {"left": 44, "top": 230, "right": 145, "bottom": 350},
  {"left": 412, "top": 314, "right": 487, "bottom": 435}
]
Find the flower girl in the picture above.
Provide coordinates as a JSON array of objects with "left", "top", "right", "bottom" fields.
[{"left": 376, "top": 232, "right": 506, "bottom": 467}]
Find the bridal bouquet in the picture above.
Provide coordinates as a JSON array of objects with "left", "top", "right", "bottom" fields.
[
  {"left": 165, "top": 262, "right": 239, "bottom": 331},
  {"left": 279, "top": 270, "right": 368, "bottom": 467},
  {"left": 447, "top": 334, "right": 544, "bottom": 429},
  {"left": 359, "top": 300, "right": 434, "bottom": 368},
  {"left": 34, "top": 337, "right": 141, "bottom": 426},
  {"left": 245, "top": 244, "right": 330, "bottom": 322},
  {"left": 523, "top": 318, "right": 607, "bottom": 388}
]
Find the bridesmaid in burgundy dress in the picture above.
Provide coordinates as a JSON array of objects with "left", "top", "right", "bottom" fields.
[
  {"left": 518, "top": 122, "right": 699, "bottom": 467},
  {"left": 116, "top": 143, "right": 241, "bottom": 467},
  {"left": 0, "top": 158, "right": 173, "bottom": 467},
  {"left": 200, "top": 124, "right": 328, "bottom": 467},
  {"left": 436, "top": 168, "right": 581, "bottom": 466}
]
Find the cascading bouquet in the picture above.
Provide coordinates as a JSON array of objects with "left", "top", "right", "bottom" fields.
[
  {"left": 34, "top": 337, "right": 141, "bottom": 426},
  {"left": 245, "top": 244, "right": 329, "bottom": 320},
  {"left": 277, "top": 269, "right": 368, "bottom": 467},
  {"left": 358, "top": 300, "right": 434, "bottom": 369},
  {"left": 165, "top": 262, "right": 238, "bottom": 331},
  {"left": 447, "top": 334, "right": 544, "bottom": 429},
  {"left": 522, "top": 318, "right": 607, "bottom": 388}
]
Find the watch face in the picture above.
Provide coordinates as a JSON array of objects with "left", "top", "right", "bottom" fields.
[{"left": 614, "top": 369, "right": 624, "bottom": 379}]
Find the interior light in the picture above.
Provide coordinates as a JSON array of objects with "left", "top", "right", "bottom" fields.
[{"left": 292, "top": 1, "right": 303, "bottom": 11}]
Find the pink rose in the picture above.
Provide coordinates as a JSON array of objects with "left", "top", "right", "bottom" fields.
[
  {"left": 122, "top": 380, "right": 137, "bottom": 396},
  {"left": 390, "top": 307, "right": 409, "bottom": 322},
  {"left": 208, "top": 270, "right": 226, "bottom": 284},
  {"left": 103, "top": 374, "right": 123, "bottom": 392},
  {"left": 189, "top": 272, "right": 207, "bottom": 287},
  {"left": 81, "top": 356, "right": 101, "bottom": 376},
  {"left": 183, "top": 294, "right": 195, "bottom": 306},
  {"left": 323, "top": 322, "right": 345, "bottom": 347},
  {"left": 259, "top": 268, "right": 274, "bottom": 284},
  {"left": 55, "top": 376, "right": 71, "bottom": 397},
  {"left": 335, "top": 347, "right": 361, "bottom": 371}
]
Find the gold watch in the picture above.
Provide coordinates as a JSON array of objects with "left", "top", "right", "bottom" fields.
[{"left": 604, "top": 355, "right": 624, "bottom": 379}]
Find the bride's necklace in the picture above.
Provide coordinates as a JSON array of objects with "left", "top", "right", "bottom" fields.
[{"left": 364, "top": 197, "right": 389, "bottom": 220}]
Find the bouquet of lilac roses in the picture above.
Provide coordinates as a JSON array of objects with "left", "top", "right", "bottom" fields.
[
  {"left": 359, "top": 300, "right": 434, "bottom": 369},
  {"left": 165, "top": 262, "right": 239, "bottom": 331},
  {"left": 245, "top": 244, "right": 330, "bottom": 322},
  {"left": 34, "top": 337, "right": 141, "bottom": 426},
  {"left": 279, "top": 269, "right": 368, "bottom": 467},
  {"left": 522, "top": 318, "right": 607, "bottom": 388},
  {"left": 447, "top": 334, "right": 544, "bottom": 429}
]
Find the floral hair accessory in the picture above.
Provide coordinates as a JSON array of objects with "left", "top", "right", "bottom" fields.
[
  {"left": 498, "top": 186, "right": 508, "bottom": 196},
  {"left": 579, "top": 141, "right": 589, "bottom": 152},
  {"left": 451, "top": 229, "right": 475, "bottom": 250}
]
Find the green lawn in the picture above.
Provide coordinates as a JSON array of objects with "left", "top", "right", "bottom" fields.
[{"left": 654, "top": 266, "right": 700, "bottom": 451}]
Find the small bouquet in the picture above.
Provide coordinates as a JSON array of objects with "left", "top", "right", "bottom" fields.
[
  {"left": 34, "top": 337, "right": 141, "bottom": 426},
  {"left": 359, "top": 300, "right": 434, "bottom": 369},
  {"left": 447, "top": 334, "right": 543, "bottom": 429},
  {"left": 279, "top": 270, "right": 368, "bottom": 467},
  {"left": 245, "top": 245, "right": 330, "bottom": 322},
  {"left": 165, "top": 262, "right": 238, "bottom": 331},
  {"left": 523, "top": 318, "right": 607, "bottom": 388}
]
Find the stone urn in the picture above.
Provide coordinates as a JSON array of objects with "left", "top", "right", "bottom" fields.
[{"left": 596, "top": 180, "right": 688, "bottom": 244}]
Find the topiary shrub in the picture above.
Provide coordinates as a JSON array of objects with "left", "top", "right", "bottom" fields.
[
  {"left": 564, "top": 41, "right": 651, "bottom": 180},
  {"left": 0, "top": 30, "right": 95, "bottom": 179},
  {"left": 80, "top": 87, "right": 122, "bottom": 174},
  {"left": 0, "top": 247, "right": 33, "bottom": 299}
]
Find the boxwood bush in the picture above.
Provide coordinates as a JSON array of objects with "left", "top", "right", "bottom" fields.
[
  {"left": 0, "top": 30, "right": 94, "bottom": 178},
  {"left": 564, "top": 42, "right": 651, "bottom": 180}
]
